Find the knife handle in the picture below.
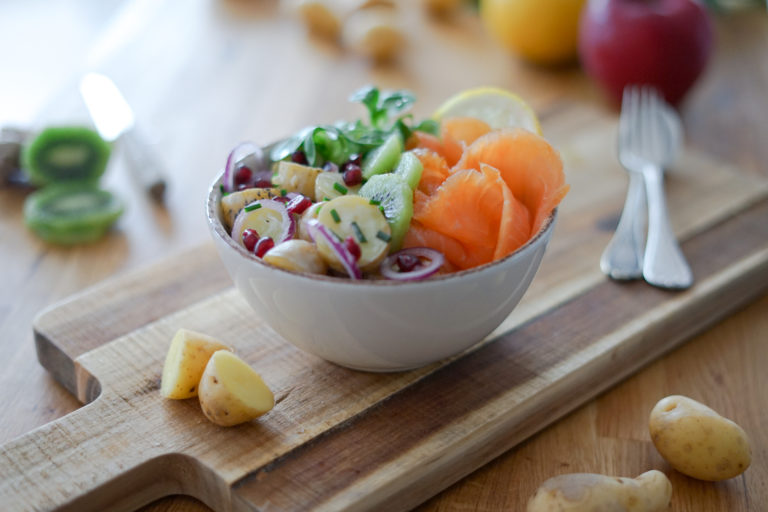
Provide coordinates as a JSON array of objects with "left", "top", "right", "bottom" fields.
[{"left": 120, "top": 127, "right": 167, "bottom": 202}]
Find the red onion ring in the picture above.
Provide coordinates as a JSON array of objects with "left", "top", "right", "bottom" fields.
[
  {"left": 223, "top": 142, "right": 265, "bottom": 193},
  {"left": 306, "top": 219, "right": 362, "bottom": 280},
  {"left": 380, "top": 247, "right": 445, "bottom": 281},
  {"left": 232, "top": 199, "right": 295, "bottom": 246}
]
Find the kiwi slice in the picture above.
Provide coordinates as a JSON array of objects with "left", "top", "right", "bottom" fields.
[
  {"left": 393, "top": 151, "right": 423, "bottom": 190},
  {"left": 24, "top": 183, "right": 124, "bottom": 245},
  {"left": 361, "top": 131, "right": 403, "bottom": 180},
  {"left": 22, "top": 126, "right": 111, "bottom": 186},
  {"left": 359, "top": 173, "right": 413, "bottom": 252}
]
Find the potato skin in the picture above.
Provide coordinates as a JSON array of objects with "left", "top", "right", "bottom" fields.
[
  {"left": 198, "top": 351, "right": 274, "bottom": 427},
  {"left": 649, "top": 395, "right": 751, "bottom": 481},
  {"left": 160, "top": 329, "right": 231, "bottom": 399},
  {"left": 527, "top": 470, "right": 671, "bottom": 512}
]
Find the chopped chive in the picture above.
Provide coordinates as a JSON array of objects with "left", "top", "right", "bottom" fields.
[
  {"left": 330, "top": 208, "right": 341, "bottom": 223},
  {"left": 376, "top": 230, "right": 391, "bottom": 242},
  {"left": 369, "top": 199, "right": 381, "bottom": 206},
  {"left": 316, "top": 204, "right": 323, "bottom": 214},
  {"left": 379, "top": 205, "right": 385, "bottom": 215},
  {"left": 219, "top": 184, "right": 225, "bottom": 193},
  {"left": 333, "top": 182, "right": 348, "bottom": 195},
  {"left": 244, "top": 202, "right": 262, "bottom": 212},
  {"left": 331, "top": 230, "right": 344, "bottom": 242},
  {"left": 351, "top": 221, "right": 367, "bottom": 243},
  {"left": 280, "top": 188, "right": 288, "bottom": 196},
  {"left": 323, "top": 196, "right": 331, "bottom": 202}
]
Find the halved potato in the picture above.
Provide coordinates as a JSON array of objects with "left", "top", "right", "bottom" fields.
[
  {"left": 160, "top": 329, "right": 232, "bottom": 399},
  {"left": 198, "top": 350, "right": 275, "bottom": 426}
]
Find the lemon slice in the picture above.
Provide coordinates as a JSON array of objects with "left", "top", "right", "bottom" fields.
[{"left": 433, "top": 87, "right": 542, "bottom": 135}]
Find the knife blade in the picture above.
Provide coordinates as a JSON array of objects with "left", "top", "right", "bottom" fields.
[{"left": 79, "top": 72, "right": 166, "bottom": 202}]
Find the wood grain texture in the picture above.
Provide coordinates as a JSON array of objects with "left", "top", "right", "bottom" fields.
[
  {"left": 2, "top": 196, "right": 767, "bottom": 511},
  {"left": 2, "top": 109, "right": 766, "bottom": 508},
  {"left": 1, "top": 2, "right": 767, "bottom": 511}
]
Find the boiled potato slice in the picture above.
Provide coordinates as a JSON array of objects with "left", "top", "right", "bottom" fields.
[
  {"left": 649, "top": 395, "right": 751, "bottom": 481},
  {"left": 160, "top": 329, "right": 232, "bottom": 399},
  {"left": 316, "top": 195, "right": 390, "bottom": 272},
  {"left": 263, "top": 239, "right": 328, "bottom": 274},
  {"left": 527, "top": 470, "right": 672, "bottom": 512},
  {"left": 220, "top": 187, "right": 283, "bottom": 230},
  {"left": 198, "top": 350, "right": 275, "bottom": 427},
  {"left": 314, "top": 171, "right": 361, "bottom": 202},
  {"left": 273, "top": 161, "right": 321, "bottom": 199}
]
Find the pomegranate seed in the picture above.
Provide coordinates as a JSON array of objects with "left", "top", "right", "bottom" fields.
[
  {"left": 291, "top": 151, "right": 308, "bottom": 164},
  {"left": 253, "top": 178, "right": 272, "bottom": 188},
  {"left": 254, "top": 237, "right": 275, "bottom": 258},
  {"left": 345, "top": 237, "right": 361, "bottom": 261},
  {"left": 273, "top": 196, "right": 290, "bottom": 204},
  {"left": 234, "top": 165, "right": 253, "bottom": 185},
  {"left": 242, "top": 229, "right": 260, "bottom": 252},
  {"left": 342, "top": 165, "right": 362, "bottom": 187},
  {"left": 349, "top": 153, "right": 362, "bottom": 166},
  {"left": 286, "top": 195, "right": 312, "bottom": 215},
  {"left": 396, "top": 253, "right": 420, "bottom": 272}
]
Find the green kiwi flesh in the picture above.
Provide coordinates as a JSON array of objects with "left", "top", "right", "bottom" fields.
[
  {"left": 22, "top": 126, "right": 111, "bottom": 186},
  {"left": 359, "top": 173, "right": 413, "bottom": 252},
  {"left": 24, "top": 183, "right": 124, "bottom": 244}
]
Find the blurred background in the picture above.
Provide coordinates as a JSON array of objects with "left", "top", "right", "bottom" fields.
[{"left": 1, "top": 1, "right": 767, "bottom": 510}]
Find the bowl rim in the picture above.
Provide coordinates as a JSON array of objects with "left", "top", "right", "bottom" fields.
[{"left": 207, "top": 171, "right": 557, "bottom": 287}]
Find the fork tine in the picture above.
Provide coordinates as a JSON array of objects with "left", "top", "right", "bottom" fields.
[{"left": 640, "top": 86, "right": 654, "bottom": 163}]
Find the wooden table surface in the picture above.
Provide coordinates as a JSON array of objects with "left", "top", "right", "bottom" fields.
[{"left": 1, "top": 2, "right": 766, "bottom": 510}]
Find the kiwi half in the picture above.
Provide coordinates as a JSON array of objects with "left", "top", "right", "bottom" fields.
[
  {"left": 22, "top": 126, "right": 111, "bottom": 186},
  {"left": 23, "top": 183, "right": 124, "bottom": 245},
  {"left": 359, "top": 173, "right": 413, "bottom": 252}
]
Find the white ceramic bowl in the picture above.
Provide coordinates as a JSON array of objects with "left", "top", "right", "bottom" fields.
[{"left": 207, "top": 173, "right": 557, "bottom": 371}]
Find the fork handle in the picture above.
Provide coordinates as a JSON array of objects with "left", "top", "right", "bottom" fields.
[
  {"left": 642, "top": 164, "right": 694, "bottom": 289},
  {"left": 600, "top": 169, "right": 646, "bottom": 280}
]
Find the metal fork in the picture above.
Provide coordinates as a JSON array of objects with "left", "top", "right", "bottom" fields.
[
  {"left": 625, "top": 86, "right": 693, "bottom": 289},
  {"left": 600, "top": 87, "right": 649, "bottom": 280}
]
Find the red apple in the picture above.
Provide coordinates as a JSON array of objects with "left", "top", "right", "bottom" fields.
[{"left": 579, "top": 0, "right": 714, "bottom": 105}]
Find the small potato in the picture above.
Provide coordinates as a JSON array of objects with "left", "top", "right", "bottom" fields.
[
  {"left": 422, "top": 0, "right": 464, "bottom": 17},
  {"left": 291, "top": 0, "right": 395, "bottom": 40},
  {"left": 198, "top": 350, "right": 275, "bottom": 427},
  {"left": 527, "top": 470, "right": 671, "bottom": 512},
  {"left": 160, "top": 329, "right": 232, "bottom": 399},
  {"left": 342, "top": 6, "right": 406, "bottom": 62},
  {"left": 263, "top": 239, "right": 328, "bottom": 274},
  {"left": 649, "top": 395, "right": 751, "bottom": 481}
]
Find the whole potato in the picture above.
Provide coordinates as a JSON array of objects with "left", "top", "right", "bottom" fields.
[
  {"left": 649, "top": 395, "right": 751, "bottom": 481},
  {"left": 527, "top": 470, "right": 671, "bottom": 512}
]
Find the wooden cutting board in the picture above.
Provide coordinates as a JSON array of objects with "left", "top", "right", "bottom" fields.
[{"left": 2, "top": 105, "right": 768, "bottom": 512}]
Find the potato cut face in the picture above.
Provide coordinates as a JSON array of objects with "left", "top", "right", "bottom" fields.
[
  {"left": 214, "top": 351, "right": 275, "bottom": 413},
  {"left": 160, "top": 329, "right": 231, "bottom": 399}
]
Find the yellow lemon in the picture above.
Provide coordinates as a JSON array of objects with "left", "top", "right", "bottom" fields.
[
  {"left": 433, "top": 87, "right": 542, "bottom": 134},
  {"left": 480, "top": 0, "right": 587, "bottom": 66}
]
